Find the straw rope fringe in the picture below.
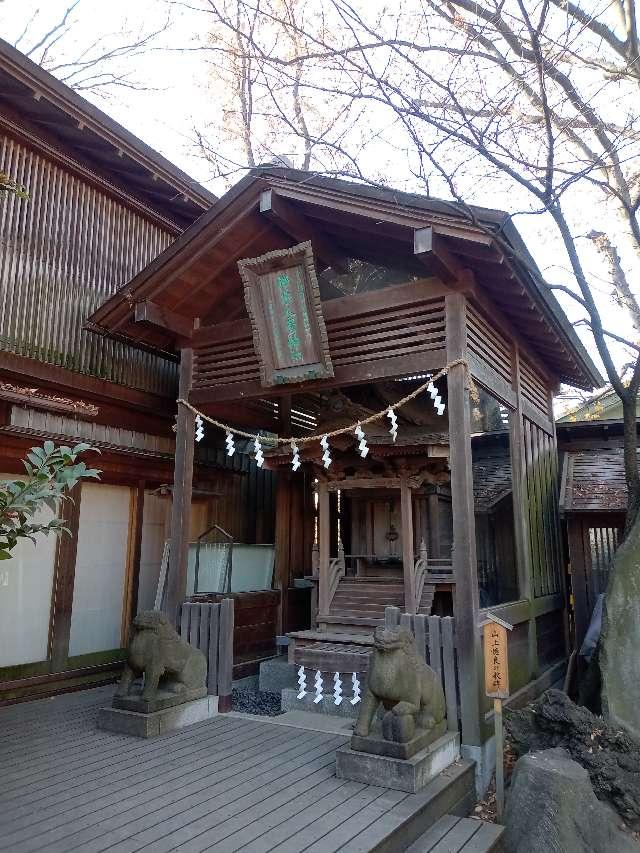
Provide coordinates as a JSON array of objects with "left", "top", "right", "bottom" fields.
[{"left": 177, "top": 359, "right": 479, "bottom": 446}]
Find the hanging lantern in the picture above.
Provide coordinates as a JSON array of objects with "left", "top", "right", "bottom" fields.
[
  {"left": 354, "top": 423, "right": 369, "bottom": 458},
  {"left": 386, "top": 407, "right": 398, "bottom": 442},
  {"left": 225, "top": 430, "right": 236, "bottom": 456},
  {"left": 194, "top": 414, "right": 205, "bottom": 443}
]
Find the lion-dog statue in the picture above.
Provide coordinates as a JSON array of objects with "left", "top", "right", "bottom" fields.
[
  {"left": 115, "top": 610, "right": 207, "bottom": 703},
  {"left": 354, "top": 625, "right": 446, "bottom": 745}
]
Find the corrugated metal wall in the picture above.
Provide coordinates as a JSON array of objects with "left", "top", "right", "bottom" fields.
[{"left": 0, "top": 134, "right": 178, "bottom": 396}]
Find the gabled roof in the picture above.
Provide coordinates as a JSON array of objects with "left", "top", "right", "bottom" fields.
[
  {"left": 87, "top": 167, "right": 603, "bottom": 388},
  {"left": 0, "top": 37, "right": 215, "bottom": 229}
]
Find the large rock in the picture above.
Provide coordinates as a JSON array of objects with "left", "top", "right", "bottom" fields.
[
  {"left": 601, "top": 514, "right": 640, "bottom": 740},
  {"left": 503, "top": 749, "right": 638, "bottom": 853},
  {"left": 507, "top": 689, "right": 640, "bottom": 826}
]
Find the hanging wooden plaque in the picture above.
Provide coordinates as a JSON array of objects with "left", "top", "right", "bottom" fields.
[{"left": 238, "top": 241, "right": 334, "bottom": 387}]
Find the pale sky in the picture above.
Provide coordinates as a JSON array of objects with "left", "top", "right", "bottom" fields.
[{"left": 1, "top": 0, "right": 636, "bottom": 406}]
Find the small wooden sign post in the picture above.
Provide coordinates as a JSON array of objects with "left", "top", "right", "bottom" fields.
[{"left": 481, "top": 612, "right": 513, "bottom": 823}]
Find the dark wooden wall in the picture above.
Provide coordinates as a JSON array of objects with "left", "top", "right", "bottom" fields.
[{"left": 0, "top": 131, "right": 177, "bottom": 396}]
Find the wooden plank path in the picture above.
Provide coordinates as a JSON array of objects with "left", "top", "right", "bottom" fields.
[{"left": 0, "top": 687, "right": 475, "bottom": 852}]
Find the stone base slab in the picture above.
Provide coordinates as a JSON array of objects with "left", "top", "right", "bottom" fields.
[
  {"left": 112, "top": 684, "right": 207, "bottom": 714},
  {"left": 351, "top": 719, "right": 447, "bottom": 760},
  {"left": 336, "top": 731, "right": 460, "bottom": 793},
  {"left": 98, "top": 695, "right": 217, "bottom": 738}
]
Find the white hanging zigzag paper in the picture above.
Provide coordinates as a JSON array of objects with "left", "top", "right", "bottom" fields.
[
  {"left": 428, "top": 379, "right": 446, "bottom": 416},
  {"left": 354, "top": 423, "right": 369, "bottom": 458},
  {"left": 253, "top": 436, "right": 264, "bottom": 468},
  {"left": 297, "top": 666, "right": 307, "bottom": 699},
  {"left": 386, "top": 407, "right": 398, "bottom": 442},
  {"left": 320, "top": 434, "right": 332, "bottom": 469},
  {"left": 194, "top": 414, "right": 205, "bottom": 443},
  {"left": 350, "top": 672, "right": 361, "bottom": 705},
  {"left": 291, "top": 441, "right": 301, "bottom": 472},
  {"left": 333, "top": 672, "right": 343, "bottom": 705},
  {"left": 313, "top": 670, "right": 324, "bottom": 704},
  {"left": 225, "top": 431, "right": 236, "bottom": 457}
]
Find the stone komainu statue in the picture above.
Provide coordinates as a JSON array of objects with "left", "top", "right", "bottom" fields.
[
  {"left": 116, "top": 610, "right": 207, "bottom": 702},
  {"left": 354, "top": 625, "right": 446, "bottom": 744}
]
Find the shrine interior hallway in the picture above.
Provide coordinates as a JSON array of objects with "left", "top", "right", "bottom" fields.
[{"left": 0, "top": 686, "right": 477, "bottom": 853}]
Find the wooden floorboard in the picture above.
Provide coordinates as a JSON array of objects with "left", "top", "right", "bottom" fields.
[{"left": 0, "top": 687, "right": 474, "bottom": 853}]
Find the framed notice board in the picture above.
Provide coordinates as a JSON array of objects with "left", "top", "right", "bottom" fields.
[{"left": 238, "top": 240, "right": 334, "bottom": 387}]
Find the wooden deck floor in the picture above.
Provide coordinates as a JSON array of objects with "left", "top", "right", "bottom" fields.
[{"left": 0, "top": 687, "right": 474, "bottom": 853}]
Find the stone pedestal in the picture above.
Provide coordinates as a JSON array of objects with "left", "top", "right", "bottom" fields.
[
  {"left": 112, "top": 684, "right": 207, "bottom": 714},
  {"left": 336, "top": 731, "right": 460, "bottom": 793},
  {"left": 98, "top": 695, "right": 217, "bottom": 738}
]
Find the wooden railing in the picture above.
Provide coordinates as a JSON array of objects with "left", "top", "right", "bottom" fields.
[
  {"left": 328, "top": 541, "right": 346, "bottom": 609},
  {"left": 176, "top": 599, "right": 234, "bottom": 711}
]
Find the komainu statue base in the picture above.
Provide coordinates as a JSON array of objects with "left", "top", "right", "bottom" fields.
[
  {"left": 336, "top": 731, "right": 460, "bottom": 793},
  {"left": 98, "top": 694, "right": 217, "bottom": 738},
  {"left": 112, "top": 682, "right": 207, "bottom": 715}
]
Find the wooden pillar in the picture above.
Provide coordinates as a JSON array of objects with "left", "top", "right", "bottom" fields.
[
  {"left": 274, "top": 472, "right": 292, "bottom": 634},
  {"left": 511, "top": 344, "right": 538, "bottom": 678},
  {"left": 445, "top": 292, "right": 483, "bottom": 746},
  {"left": 400, "top": 479, "right": 417, "bottom": 614},
  {"left": 121, "top": 480, "right": 145, "bottom": 634},
  {"left": 49, "top": 481, "right": 83, "bottom": 672},
  {"left": 317, "top": 480, "right": 330, "bottom": 615},
  {"left": 165, "top": 348, "right": 195, "bottom": 618},
  {"left": 428, "top": 490, "right": 441, "bottom": 558}
]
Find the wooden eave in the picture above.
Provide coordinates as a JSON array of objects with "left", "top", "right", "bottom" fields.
[
  {"left": 0, "top": 37, "right": 215, "bottom": 229},
  {"left": 86, "top": 168, "right": 602, "bottom": 390}
]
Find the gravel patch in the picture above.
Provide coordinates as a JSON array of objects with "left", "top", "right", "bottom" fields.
[{"left": 232, "top": 687, "right": 283, "bottom": 716}]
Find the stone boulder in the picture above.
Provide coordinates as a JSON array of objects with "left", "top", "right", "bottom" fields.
[
  {"left": 601, "top": 514, "right": 640, "bottom": 740},
  {"left": 503, "top": 749, "right": 638, "bottom": 853},
  {"left": 507, "top": 689, "right": 640, "bottom": 826}
]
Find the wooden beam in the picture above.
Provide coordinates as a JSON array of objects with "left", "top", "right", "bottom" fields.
[
  {"left": 445, "top": 291, "right": 483, "bottom": 746},
  {"left": 165, "top": 349, "right": 195, "bottom": 617},
  {"left": 134, "top": 300, "right": 195, "bottom": 339},
  {"left": 260, "top": 189, "right": 348, "bottom": 273},
  {"left": 317, "top": 479, "right": 330, "bottom": 615},
  {"left": 400, "top": 478, "right": 417, "bottom": 614},
  {"left": 414, "top": 227, "right": 466, "bottom": 284}
]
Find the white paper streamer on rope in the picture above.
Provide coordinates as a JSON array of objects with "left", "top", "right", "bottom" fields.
[
  {"left": 291, "top": 441, "right": 301, "bottom": 471},
  {"left": 333, "top": 672, "right": 343, "bottom": 705},
  {"left": 313, "top": 670, "right": 324, "bottom": 704},
  {"left": 387, "top": 407, "right": 398, "bottom": 442},
  {"left": 351, "top": 672, "right": 361, "bottom": 705},
  {"left": 428, "top": 379, "right": 446, "bottom": 416},
  {"left": 354, "top": 423, "right": 369, "bottom": 458},
  {"left": 297, "top": 666, "right": 307, "bottom": 699},
  {"left": 195, "top": 414, "right": 205, "bottom": 443},
  {"left": 320, "top": 434, "right": 332, "bottom": 469},
  {"left": 225, "top": 431, "right": 236, "bottom": 456},
  {"left": 253, "top": 436, "right": 264, "bottom": 468}
]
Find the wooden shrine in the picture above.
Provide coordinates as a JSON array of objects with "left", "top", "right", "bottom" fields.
[{"left": 88, "top": 167, "right": 602, "bottom": 746}]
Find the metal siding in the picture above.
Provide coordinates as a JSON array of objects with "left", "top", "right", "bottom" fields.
[{"left": 0, "top": 135, "right": 177, "bottom": 395}]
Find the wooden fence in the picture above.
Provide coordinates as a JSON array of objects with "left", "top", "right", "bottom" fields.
[
  {"left": 384, "top": 606, "right": 459, "bottom": 733},
  {"left": 176, "top": 599, "right": 234, "bottom": 711}
]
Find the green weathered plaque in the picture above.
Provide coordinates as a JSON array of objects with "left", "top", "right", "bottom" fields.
[{"left": 238, "top": 240, "right": 334, "bottom": 387}]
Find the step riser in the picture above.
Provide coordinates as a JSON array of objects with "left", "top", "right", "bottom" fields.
[{"left": 369, "top": 762, "right": 477, "bottom": 853}]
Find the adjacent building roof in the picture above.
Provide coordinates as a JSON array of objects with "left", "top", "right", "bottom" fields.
[
  {"left": 87, "top": 167, "right": 603, "bottom": 390},
  {"left": 0, "top": 37, "right": 216, "bottom": 229},
  {"left": 557, "top": 419, "right": 638, "bottom": 514}
]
